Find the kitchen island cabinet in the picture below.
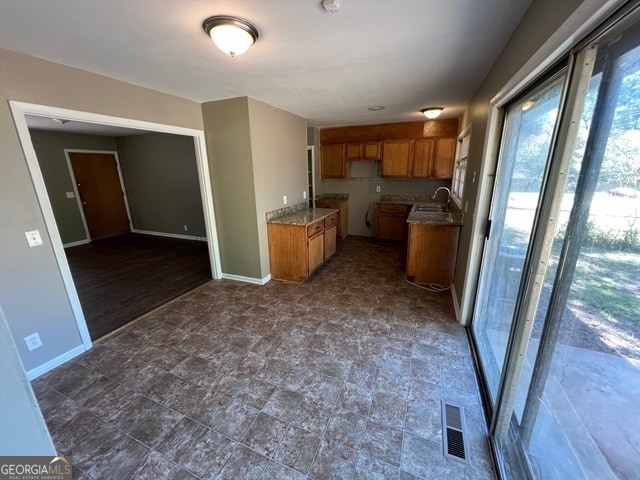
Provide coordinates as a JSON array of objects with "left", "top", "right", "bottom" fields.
[
  {"left": 315, "top": 194, "right": 349, "bottom": 239},
  {"left": 267, "top": 209, "right": 338, "bottom": 282}
]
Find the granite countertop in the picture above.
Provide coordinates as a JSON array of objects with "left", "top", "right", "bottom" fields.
[
  {"left": 316, "top": 193, "right": 349, "bottom": 203},
  {"left": 406, "top": 203, "right": 463, "bottom": 226},
  {"left": 267, "top": 208, "right": 338, "bottom": 226},
  {"left": 377, "top": 195, "right": 463, "bottom": 225},
  {"left": 378, "top": 194, "right": 437, "bottom": 205}
]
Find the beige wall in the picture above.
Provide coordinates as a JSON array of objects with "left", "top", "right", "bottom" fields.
[
  {"left": 248, "top": 98, "right": 307, "bottom": 277},
  {"left": 202, "top": 97, "right": 260, "bottom": 279},
  {"left": 117, "top": 132, "right": 206, "bottom": 238},
  {"left": 30, "top": 130, "right": 118, "bottom": 244},
  {"left": 0, "top": 47, "right": 203, "bottom": 374},
  {"left": 202, "top": 97, "right": 308, "bottom": 280}
]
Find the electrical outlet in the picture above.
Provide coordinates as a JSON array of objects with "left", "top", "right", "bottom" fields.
[
  {"left": 183, "top": 224, "right": 188, "bottom": 231},
  {"left": 24, "top": 332, "right": 43, "bottom": 351},
  {"left": 65, "top": 191, "right": 75, "bottom": 199},
  {"left": 376, "top": 185, "right": 381, "bottom": 193},
  {"left": 283, "top": 195, "right": 288, "bottom": 205}
]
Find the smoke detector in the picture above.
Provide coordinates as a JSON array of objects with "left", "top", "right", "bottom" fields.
[{"left": 322, "top": 0, "right": 340, "bottom": 14}]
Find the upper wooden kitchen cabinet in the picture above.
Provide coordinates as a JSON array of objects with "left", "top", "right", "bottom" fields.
[
  {"left": 412, "top": 137, "right": 457, "bottom": 179},
  {"left": 346, "top": 141, "right": 382, "bottom": 160},
  {"left": 320, "top": 144, "right": 346, "bottom": 178},
  {"left": 433, "top": 137, "right": 456, "bottom": 178},
  {"left": 319, "top": 119, "right": 459, "bottom": 178},
  {"left": 381, "top": 139, "right": 414, "bottom": 178}
]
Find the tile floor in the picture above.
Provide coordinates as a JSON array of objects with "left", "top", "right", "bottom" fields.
[{"left": 31, "top": 237, "right": 496, "bottom": 479}]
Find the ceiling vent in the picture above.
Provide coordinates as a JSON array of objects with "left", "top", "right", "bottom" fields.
[{"left": 322, "top": 0, "right": 340, "bottom": 14}]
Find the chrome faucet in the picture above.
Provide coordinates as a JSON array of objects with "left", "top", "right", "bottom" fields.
[{"left": 433, "top": 186, "right": 451, "bottom": 211}]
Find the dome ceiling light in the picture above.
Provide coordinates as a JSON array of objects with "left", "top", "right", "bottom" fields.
[
  {"left": 420, "top": 107, "right": 444, "bottom": 119},
  {"left": 203, "top": 16, "right": 259, "bottom": 57}
]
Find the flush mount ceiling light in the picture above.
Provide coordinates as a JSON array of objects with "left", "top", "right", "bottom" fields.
[
  {"left": 367, "top": 106, "right": 385, "bottom": 111},
  {"left": 420, "top": 107, "right": 444, "bottom": 119},
  {"left": 203, "top": 16, "right": 259, "bottom": 57}
]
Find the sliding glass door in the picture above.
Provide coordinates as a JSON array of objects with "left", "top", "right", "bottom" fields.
[
  {"left": 472, "top": 73, "right": 567, "bottom": 404},
  {"left": 471, "top": 5, "right": 640, "bottom": 479}
]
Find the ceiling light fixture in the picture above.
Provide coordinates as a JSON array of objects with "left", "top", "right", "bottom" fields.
[
  {"left": 202, "top": 16, "right": 259, "bottom": 57},
  {"left": 367, "top": 106, "right": 385, "bottom": 111},
  {"left": 420, "top": 107, "right": 444, "bottom": 119}
]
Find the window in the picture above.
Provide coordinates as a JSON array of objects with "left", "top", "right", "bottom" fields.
[{"left": 451, "top": 126, "right": 470, "bottom": 208}]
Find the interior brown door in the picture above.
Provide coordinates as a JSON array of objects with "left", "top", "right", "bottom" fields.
[{"left": 69, "top": 152, "right": 131, "bottom": 240}]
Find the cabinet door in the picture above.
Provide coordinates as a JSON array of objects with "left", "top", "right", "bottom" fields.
[
  {"left": 381, "top": 140, "right": 414, "bottom": 177},
  {"left": 433, "top": 137, "right": 456, "bottom": 179},
  {"left": 308, "top": 232, "right": 324, "bottom": 273},
  {"left": 320, "top": 144, "right": 346, "bottom": 178},
  {"left": 345, "top": 143, "right": 363, "bottom": 160},
  {"left": 363, "top": 141, "right": 382, "bottom": 160},
  {"left": 324, "top": 225, "right": 337, "bottom": 260},
  {"left": 376, "top": 214, "right": 408, "bottom": 241},
  {"left": 412, "top": 138, "right": 436, "bottom": 178}
]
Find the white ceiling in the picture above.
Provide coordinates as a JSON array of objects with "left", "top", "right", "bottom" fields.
[{"left": 1, "top": 0, "right": 533, "bottom": 130}]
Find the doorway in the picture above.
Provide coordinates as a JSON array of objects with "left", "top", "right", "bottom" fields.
[
  {"left": 67, "top": 151, "right": 132, "bottom": 240},
  {"left": 9, "top": 101, "right": 222, "bottom": 354}
]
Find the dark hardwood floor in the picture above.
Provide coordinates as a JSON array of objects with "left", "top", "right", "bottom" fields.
[{"left": 66, "top": 234, "right": 211, "bottom": 340}]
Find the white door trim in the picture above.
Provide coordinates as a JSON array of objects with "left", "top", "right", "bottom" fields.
[{"left": 9, "top": 101, "right": 222, "bottom": 352}]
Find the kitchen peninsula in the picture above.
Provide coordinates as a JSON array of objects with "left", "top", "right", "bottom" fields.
[{"left": 267, "top": 204, "right": 339, "bottom": 283}]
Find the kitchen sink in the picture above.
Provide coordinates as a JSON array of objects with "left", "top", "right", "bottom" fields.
[{"left": 412, "top": 203, "right": 447, "bottom": 213}]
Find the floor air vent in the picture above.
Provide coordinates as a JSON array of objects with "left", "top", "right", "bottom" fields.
[{"left": 442, "top": 402, "right": 469, "bottom": 463}]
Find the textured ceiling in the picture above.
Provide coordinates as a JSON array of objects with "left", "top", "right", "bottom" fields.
[{"left": 1, "top": 0, "right": 533, "bottom": 128}]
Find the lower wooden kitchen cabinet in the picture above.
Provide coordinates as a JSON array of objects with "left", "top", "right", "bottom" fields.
[
  {"left": 315, "top": 199, "right": 348, "bottom": 239},
  {"left": 406, "top": 223, "right": 460, "bottom": 286},
  {"left": 376, "top": 203, "right": 411, "bottom": 242},
  {"left": 268, "top": 212, "right": 338, "bottom": 282}
]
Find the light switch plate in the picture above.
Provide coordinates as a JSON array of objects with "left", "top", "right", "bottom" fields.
[
  {"left": 25, "top": 230, "right": 43, "bottom": 247},
  {"left": 66, "top": 191, "right": 75, "bottom": 198}
]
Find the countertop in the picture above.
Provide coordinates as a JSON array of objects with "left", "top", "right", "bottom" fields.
[
  {"left": 377, "top": 195, "right": 463, "bottom": 226},
  {"left": 316, "top": 193, "right": 349, "bottom": 203},
  {"left": 267, "top": 208, "right": 338, "bottom": 226},
  {"left": 407, "top": 205, "right": 463, "bottom": 226}
]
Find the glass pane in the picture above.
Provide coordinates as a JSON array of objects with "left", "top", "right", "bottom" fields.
[
  {"left": 520, "top": 26, "right": 640, "bottom": 480},
  {"left": 472, "top": 75, "right": 566, "bottom": 403},
  {"left": 512, "top": 72, "right": 603, "bottom": 422}
]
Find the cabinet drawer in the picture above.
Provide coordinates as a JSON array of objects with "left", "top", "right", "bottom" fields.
[
  {"left": 378, "top": 204, "right": 409, "bottom": 215},
  {"left": 324, "top": 213, "right": 338, "bottom": 229},
  {"left": 307, "top": 220, "right": 324, "bottom": 237}
]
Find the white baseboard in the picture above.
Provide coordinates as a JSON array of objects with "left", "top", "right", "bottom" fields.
[
  {"left": 132, "top": 229, "right": 207, "bottom": 242},
  {"left": 222, "top": 273, "right": 271, "bottom": 285},
  {"left": 26, "top": 344, "right": 88, "bottom": 380},
  {"left": 63, "top": 239, "right": 90, "bottom": 248}
]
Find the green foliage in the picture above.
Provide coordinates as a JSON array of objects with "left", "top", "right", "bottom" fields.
[
  {"left": 570, "top": 250, "right": 640, "bottom": 324},
  {"left": 556, "top": 220, "right": 640, "bottom": 252}
]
